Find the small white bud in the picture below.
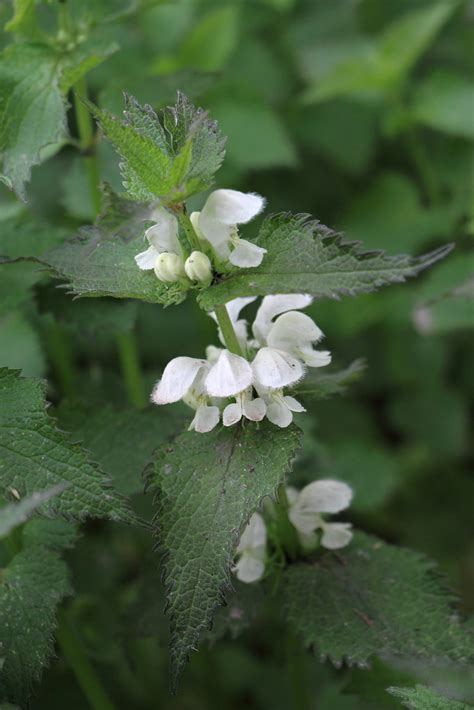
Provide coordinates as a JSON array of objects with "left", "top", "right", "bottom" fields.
[
  {"left": 184, "top": 251, "right": 212, "bottom": 283},
  {"left": 154, "top": 252, "right": 185, "bottom": 283}
]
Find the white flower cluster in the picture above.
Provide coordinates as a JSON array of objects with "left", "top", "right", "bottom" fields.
[
  {"left": 234, "top": 480, "right": 353, "bottom": 583},
  {"left": 135, "top": 189, "right": 267, "bottom": 284},
  {"left": 151, "top": 294, "right": 331, "bottom": 431}
]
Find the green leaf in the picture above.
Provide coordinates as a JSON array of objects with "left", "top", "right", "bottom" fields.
[
  {"left": 293, "top": 360, "right": 365, "bottom": 402},
  {"left": 412, "top": 70, "right": 474, "bottom": 140},
  {"left": 89, "top": 92, "right": 225, "bottom": 202},
  {"left": 40, "top": 188, "right": 186, "bottom": 305},
  {"left": 387, "top": 684, "right": 471, "bottom": 710},
  {"left": 0, "top": 518, "right": 76, "bottom": 704},
  {"left": 147, "top": 421, "right": 302, "bottom": 687},
  {"left": 57, "top": 403, "right": 184, "bottom": 495},
  {"left": 207, "top": 94, "right": 297, "bottom": 170},
  {"left": 4, "top": 0, "right": 37, "bottom": 38},
  {"left": 0, "top": 40, "right": 115, "bottom": 200},
  {"left": 283, "top": 533, "right": 474, "bottom": 668},
  {"left": 303, "top": 3, "right": 456, "bottom": 104},
  {"left": 0, "top": 368, "right": 138, "bottom": 524},
  {"left": 205, "top": 582, "right": 264, "bottom": 645},
  {"left": 0, "top": 485, "right": 67, "bottom": 539},
  {"left": 0, "top": 311, "right": 45, "bottom": 377},
  {"left": 0, "top": 44, "right": 68, "bottom": 200},
  {"left": 178, "top": 6, "right": 240, "bottom": 72},
  {"left": 198, "top": 213, "right": 452, "bottom": 309}
]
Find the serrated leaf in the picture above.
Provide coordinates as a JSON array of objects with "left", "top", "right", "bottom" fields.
[
  {"left": 89, "top": 92, "right": 225, "bottom": 203},
  {"left": 387, "top": 684, "right": 471, "bottom": 710},
  {"left": 57, "top": 403, "right": 184, "bottom": 495},
  {"left": 147, "top": 421, "right": 301, "bottom": 687},
  {"left": 0, "top": 40, "right": 115, "bottom": 200},
  {"left": 39, "top": 188, "right": 186, "bottom": 305},
  {"left": 293, "top": 359, "right": 365, "bottom": 402},
  {"left": 0, "top": 44, "right": 67, "bottom": 200},
  {"left": 0, "top": 485, "right": 67, "bottom": 539},
  {"left": 0, "top": 518, "right": 76, "bottom": 703},
  {"left": 198, "top": 213, "right": 452, "bottom": 309},
  {"left": 0, "top": 368, "right": 138, "bottom": 524},
  {"left": 205, "top": 582, "right": 264, "bottom": 645},
  {"left": 283, "top": 533, "right": 474, "bottom": 669}
]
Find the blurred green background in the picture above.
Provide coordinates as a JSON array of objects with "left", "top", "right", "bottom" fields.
[{"left": 0, "top": 0, "right": 473, "bottom": 707}]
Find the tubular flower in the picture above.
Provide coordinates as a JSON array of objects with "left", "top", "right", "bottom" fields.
[
  {"left": 191, "top": 189, "right": 267, "bottom": 268},
  {"left": 287, "top": 480, "right": 353, "bottom": 550},
  {"left": 135, "top": 207, "right": 185, "bottom": 282},
  {"left": 233, "top": 513, "right": 267, "bottom": 583}
]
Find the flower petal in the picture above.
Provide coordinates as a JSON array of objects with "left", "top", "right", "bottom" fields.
[
  {"left": 242, "top": 397, "right": 266, "bottom": 421},
  {"left": 135, "top": 245, "right": 158, "bottom": 270},
  {"left": 205, "top": 350, "right": 253, "bottom": 397},
  {"left": 252, "top": 347, "right": 304, "bottom": 389},
  {"left": 236, "top": 512, "right": 267, "bottom": 551},
  {"left": 201, "top": 189, "right": 265, "bottom": 226},
  {"left": 320, "top": 522, "right": 353, "bottom": 550},
  {"left": 298, "top": 347, "right": 332, "bottom": 368},
  {"left": 234, "top": 554, "right": 265, "bottom": 583},
  {"left": 229, "top": 239, "right": 267, "bottom": 268},
  {"left": 298, "top": 479, "right": 353, "bottom": 514},
  {"left": 253, "top": 294, "right": 313, "bottom": 344},
  {"left": 223, "top": 402, "right": 242, "bottom": 427},
  {"left": 189, "top": 405, "right": 221, "bottom": 433},
  {"left": 267, "top": 311, "right": 323, "bottom": 351},
  {"left": 283, "top": 395, "right": 306, "bottom": 413},
  {"left": 145, "top": 208, "right": 180, "bottom": 254},
  {"left": 266, "top": 401, "right": 293, "bottom": 428},
  {"left": 226, "top": 297, "right": 257, "bottom": 324},
  {"left": 151, "top": 357, "right": 207, "bottom": 404}
]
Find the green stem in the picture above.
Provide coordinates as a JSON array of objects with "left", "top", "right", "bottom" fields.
[
  {"left": 116, "top": 331, "right": 147, "bottom": 409},
  {"left": 47, "top": 322, "right": 76, "bottom": 400},
  {"left": 56, "top": 609, "right": 116, "bottom": 710},
  {"left": 177, "top": 211, "right": 201, "bottom": 252},
  {"left": 214, "top": 304, "right": 244, "bottom": 357},
  {"left": 73, "top": 76, "right": 101, "bottom": 216}
]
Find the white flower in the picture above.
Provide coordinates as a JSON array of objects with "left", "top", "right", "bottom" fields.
[
  {"left": 233, "top": 512, "right": 267, "bottom": 583},
  {"left": 252, "top": 295, "right": 331, "bottom": 370},
  {"left": 135, "top": 208, "right": 184, "bottom": 278},
  {"left": 204, "top": 349, "right": 253, "bottom": 398},
  {"left": 191, "top": 189, "right": 267, "bottom": 268},
  {"left": 151, "top": 356, "right": 220, "bottom": 433},
  {"left": 154, "top": 252, "right": 185, "bottom": 282},
  {"left": 287, "top": 480, "right": 353, "bottom": 550},
  {"left": 184, "top": 250, "right": 212, "bottom": 283},
  {"left": 255, "top": 387, "right": 305, "bottom": 428},
  {"left": 223, "top": 388, "right": 266, "bottom": 426}
]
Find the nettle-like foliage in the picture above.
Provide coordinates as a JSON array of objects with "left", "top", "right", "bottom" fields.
[{"left": 0, "top": 79, "right": 472, "bottom": 703}]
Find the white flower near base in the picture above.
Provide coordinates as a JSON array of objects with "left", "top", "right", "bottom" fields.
[
  {"left": 191, "top": 189, "right": 267, "bottom": 268},
  {"left": 184, "top": 251, "right": 212, "bottom": 283},
  {"left": 135, "top": 207, "right": 185, "bottom": 282},
  {"left": 233, "top": 512, "right": 267, "bottom": 583},
  {"left": 287, "top": 480, "right": 353, "bottom": 550}
]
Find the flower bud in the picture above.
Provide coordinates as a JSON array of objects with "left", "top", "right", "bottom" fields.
[
  {"left": 154, "top": 252, "right": 185, "bottom": 282},
  {"left": 184, "top": 251, "right": 212, "bottom": 283}
]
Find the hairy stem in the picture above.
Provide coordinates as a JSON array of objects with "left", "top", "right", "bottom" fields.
[
  {"left": 73, "top": 76, "right": 101, "bottom": 216},
  {"left": 214, "top": 304, "right": 244, "bottom": 357},
  {"left": 177, "top": 211, "right": 201, "bottom": 252},
  {"left": 56, "top": 609, "right": 116, "bottom": 710},
  {"left": 116, "top": 331, "right": 147, "bottom": 409}
]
